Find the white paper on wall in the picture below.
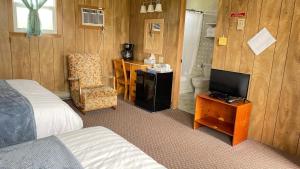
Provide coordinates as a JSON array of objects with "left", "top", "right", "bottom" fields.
[{"left": 247, "top": 28, "right": 277, "bottom": 55}]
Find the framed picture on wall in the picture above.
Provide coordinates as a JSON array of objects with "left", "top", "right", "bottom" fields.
[{"left": 151, "top": 23, "right": 161, "bottom": 32}]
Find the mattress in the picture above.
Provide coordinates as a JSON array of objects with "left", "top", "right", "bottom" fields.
[
  {"left": 58, "top": 126, "right": 166, "bottom": 169},
  {"left": 6, "top": 80, "right": 83, "bottom": 138}
]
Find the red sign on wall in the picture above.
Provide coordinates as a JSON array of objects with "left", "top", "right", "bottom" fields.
[{"left": 230, "top": 12, "right": 246, "bottom": 17}]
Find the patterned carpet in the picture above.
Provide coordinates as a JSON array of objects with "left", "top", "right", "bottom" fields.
[{"left": 66, "top": 99, "right": 300, "bottom": 169}]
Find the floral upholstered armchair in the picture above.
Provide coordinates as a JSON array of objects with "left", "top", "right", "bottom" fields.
[{"left": 67, "top": 53, "right": 117, "bottom": 112}]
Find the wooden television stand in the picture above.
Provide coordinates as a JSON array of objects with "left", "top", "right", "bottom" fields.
[{"left": 194, "top": 93, "right": 252, "bottom": 146}]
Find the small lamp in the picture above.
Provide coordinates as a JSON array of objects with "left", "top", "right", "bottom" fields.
[
  {"left": 147, "top": 3, "right": 155, "bottom": 13},
  {"left": 140, "top": 3, "right": 147, "bottom": 13},
  {"left": 155, "top": 0, "right": 162, "bottom": 12}
]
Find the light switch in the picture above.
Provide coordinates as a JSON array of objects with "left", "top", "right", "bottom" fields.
[{"left": 237, "top": 19, "right": 245, "bottom": 30}]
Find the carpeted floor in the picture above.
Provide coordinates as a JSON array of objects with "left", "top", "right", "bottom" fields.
[{"left": 66, "top": 99, "right": 300, "bottom": 169}]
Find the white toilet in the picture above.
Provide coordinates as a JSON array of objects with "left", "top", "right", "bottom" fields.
[{"left": 192, "top": 77, "right": 210, "bottom": 97}]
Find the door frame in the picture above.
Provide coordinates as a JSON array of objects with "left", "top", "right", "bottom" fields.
[{"left": 172, "top": 0, "right": 186, "bottom": 109}]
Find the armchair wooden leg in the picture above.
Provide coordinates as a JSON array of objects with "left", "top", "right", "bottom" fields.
[{"left": 112, "top": 106, "right": 117, "bottom": 110}]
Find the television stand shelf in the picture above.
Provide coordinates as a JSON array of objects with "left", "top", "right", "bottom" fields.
[{"left": 194, "top": 93, "right": 252, "bottom": 146}]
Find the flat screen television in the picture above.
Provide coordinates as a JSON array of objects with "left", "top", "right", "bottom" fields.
[{"left": 209, "top": 69, "right": 250, "bottom": 99}]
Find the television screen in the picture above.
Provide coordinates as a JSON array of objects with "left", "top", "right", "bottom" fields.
[{"left": 209, "top": 69, "right": 250, "bottom": 98}]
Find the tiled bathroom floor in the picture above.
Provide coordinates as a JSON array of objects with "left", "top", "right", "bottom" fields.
[{"left": 178, "top": 92, "right": 195, "bottom": 114}]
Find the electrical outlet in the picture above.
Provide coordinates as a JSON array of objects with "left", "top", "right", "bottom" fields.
[{"left": 237, "top": 18, "right": 245, "bottom": 30}]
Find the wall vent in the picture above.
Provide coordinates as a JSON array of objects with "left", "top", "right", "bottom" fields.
[{"left": 81, "top": 8, "right": 104, "bottom": 27}]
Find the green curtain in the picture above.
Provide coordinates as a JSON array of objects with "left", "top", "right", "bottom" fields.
[{"left": 22, "top": 0, "right": 48, "bottom": 36}]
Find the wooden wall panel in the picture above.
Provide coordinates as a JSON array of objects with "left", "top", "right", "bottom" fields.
[
  {"left": 0, "top": 0, "right": 130, "bottom": 92},
  {"left": 0, "top": 0, "right": 9, "bottom": 31},
  {"left": 0, "top": 0, "right": 12, "bottom": 79},
  {"left": 39, "top": 38, "right": 55, "bottom": 90},
  {"left": 247, "top": 0, "right": 282, "bottom": 141},
  {"left": 0, "top": 32, "right": 12, "bottom": 79},
  {"left": 114, "top": 0, "right": 130, "bottom": 58},
  {"left": 103, "top": 0, "right": 115, "bottom": 78},
  {"left": 273, "top": 0, "right": 300, "bottom": 155},
  {"left": 211, "top": 0, "right": 231, "bottom": 69},
  {"left": 53, "top": 38, "right": 65, "bottom": 91},
  {"left": 11, "top": 37, "right": 31, "bottom": 79},
  {"left": 29, "top": 37, "right": 40, "bottom": 82},
  {"left": 62, "top": 0, "right": 76, "bottom": 91},
  {"left": 75, "top": 0, "right": 85, "bottom": 53},
  {"left": 261, "top": 0, "right": 296, "bottom": 146},
  {"left": 224, "top": 0, "right": 248, "bottom": 72},
  {"left": 239, "top": 0, "right": 263, "bottom": 74},
  {"left": 213, "top": 0, "right": 300, "bottom": 156},
  {"left": 84, "top": 0, "right": 100, "bottom": 54}
]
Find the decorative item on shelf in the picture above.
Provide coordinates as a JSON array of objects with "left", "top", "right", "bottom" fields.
[{"left": 140, "top": 0, "right": 163, "bottom": 14}]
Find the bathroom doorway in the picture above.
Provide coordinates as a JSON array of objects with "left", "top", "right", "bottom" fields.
[{"left": 178, "top": 0, "right": 217, "bottom": 114}]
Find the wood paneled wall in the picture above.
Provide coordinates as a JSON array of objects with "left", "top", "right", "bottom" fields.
[
  {"left": 129, "top": 0, "right": 181, "bottom": 107},
  {"left": 0, "top": 0, "right": 130, "bottom": 91},
  {"left": 212, "top": 0, "right": 300, "bottom": 156}
]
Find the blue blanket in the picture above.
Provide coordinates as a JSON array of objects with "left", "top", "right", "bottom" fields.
[
  {"left": 0, "top": 80, "right": 36, "bottom": 148},
  {"left": 0, "top": 136, "right": 84, "bottom": 169}
]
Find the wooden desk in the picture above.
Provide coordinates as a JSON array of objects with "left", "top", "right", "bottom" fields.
[{"left": 123, "top": 60, "right": 150, "bottom": 102}]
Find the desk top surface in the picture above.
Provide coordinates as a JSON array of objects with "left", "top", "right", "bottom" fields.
[
  {"left": 198, "top": 93, "right": 251, "bottom": 107},
  {"left": 124, "top": 60, "right": 148, "bottom": 66}
]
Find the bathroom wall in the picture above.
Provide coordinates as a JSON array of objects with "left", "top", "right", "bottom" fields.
[
  {"left": 190, "top": 14, "right": 216, "bottom": 79},
  {"left": 186, "top": 0, "right": 217, "bottom": 12},
  {"left": 186, "top": 0, "right": 217, "bottom": 80}
]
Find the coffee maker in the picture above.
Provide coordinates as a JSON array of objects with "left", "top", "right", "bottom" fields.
[{"left": 121, "top": 43, "right": 134, "bottom": 60}]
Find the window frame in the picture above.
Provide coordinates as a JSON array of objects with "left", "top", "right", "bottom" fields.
[{"left": 11, "top": 0, "right": 58, "bottom": 35}]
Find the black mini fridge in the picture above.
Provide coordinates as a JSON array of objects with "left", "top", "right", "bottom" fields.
[{"left": 135, "top": 70, "right": 173, "bottom": 112}]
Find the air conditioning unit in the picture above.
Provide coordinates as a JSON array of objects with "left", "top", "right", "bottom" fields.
[{"left": 81, "top": 8, "right": 104, "bottom": 27}]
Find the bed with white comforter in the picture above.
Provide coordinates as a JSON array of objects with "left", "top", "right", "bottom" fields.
[
  {"left": 0, "top": 126, "right": 165, "bottom": 169},
  {"left": 58, "top": 127, "right": 166, "bottom": 169},
  {"left": 6, "top": 80, "right": 83, "bottom": 138}
]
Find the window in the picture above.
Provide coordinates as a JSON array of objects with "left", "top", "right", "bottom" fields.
[{"left": 12, "top": 0, "right": 57, "bottom": 34}]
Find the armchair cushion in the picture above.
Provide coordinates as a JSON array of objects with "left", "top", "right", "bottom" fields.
[
  {"left": 68, "top": 53, "right": 103, "bottom": 89},
  {"left": 82, "top": 86, "right": 117, "bottom": 98},
  {"left": 81, "top": 86, "right": 117, "bottom": 112}
]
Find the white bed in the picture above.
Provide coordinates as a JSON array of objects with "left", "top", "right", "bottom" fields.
[
  {"left": 57, "top": 126, "right": 166, "bottom": 169},
  {"left": 6, "top": 80, "right": 83, "bottom": 138}
]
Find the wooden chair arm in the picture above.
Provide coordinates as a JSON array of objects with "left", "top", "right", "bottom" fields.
[{"left": 68, "top": 77, "right": 84, "bottom": 104}]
